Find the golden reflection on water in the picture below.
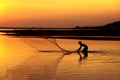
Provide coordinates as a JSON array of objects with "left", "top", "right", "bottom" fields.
[
  {"left": 0, "top": 34, "right": 120, "bottom": 80},
  {"left": 0, "top": 41, "right": 5, "bottom": 56},
  {"left": 4, "top": 53, "right": 64, "bottom": 80},
  {"left": 0, "top": 35, "right": 34, "bottom": 76}
]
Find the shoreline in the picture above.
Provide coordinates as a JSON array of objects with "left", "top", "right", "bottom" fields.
[
  {"left": 0, "top": 28, "right": 120, "bottom": 40},
  {"left": 3, "top": 33, "right": 120, "bottom": 40}
]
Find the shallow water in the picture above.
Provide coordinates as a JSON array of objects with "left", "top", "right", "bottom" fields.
[{"left": 0, "top": 34, "right": 120, "bottom": 80}]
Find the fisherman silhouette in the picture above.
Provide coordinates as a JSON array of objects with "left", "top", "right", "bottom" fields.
[{"left": 77, "top": 41, "right": 88, "bottom": 58}]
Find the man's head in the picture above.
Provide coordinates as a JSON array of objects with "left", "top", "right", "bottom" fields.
[{"left": 79, "top": 41, "right": 82, "bottom": 45}]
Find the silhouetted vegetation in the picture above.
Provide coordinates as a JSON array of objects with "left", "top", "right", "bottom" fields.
[{"left": 0, "top": 21, "right": 120, "bottom": 40}]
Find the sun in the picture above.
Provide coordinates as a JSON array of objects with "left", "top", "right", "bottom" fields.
[{"left": 0, "top": 3, "right": 5, "bottom": 15}]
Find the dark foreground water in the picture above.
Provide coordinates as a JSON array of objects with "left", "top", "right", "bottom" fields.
[{"left": 0, "top": 34, "right": 120, "bottom": 80}]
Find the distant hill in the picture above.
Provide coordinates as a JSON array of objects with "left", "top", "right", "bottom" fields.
[
  {"left": 102, "top": 21, "right": 120, "bottom": 29},
  {"left": 73, "top": 21, "right": 120, "bottom": 30},
  {"left": 0, "top": 20, "right": 120, "bottom": 37}
]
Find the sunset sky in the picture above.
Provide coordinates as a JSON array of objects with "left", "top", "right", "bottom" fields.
[{"left": 0, "top": 0, "right": 120, "bottom": 28}]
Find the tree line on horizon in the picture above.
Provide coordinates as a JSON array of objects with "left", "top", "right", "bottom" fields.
[
  {"left": 0, "top": 20, "right": 120, "bottom": 29},
  {"left": 74, "top": 21, "right": 120, "bottom": 30},
  {"left": 0, "top": 20, "right": 119, "bottom": 37}
]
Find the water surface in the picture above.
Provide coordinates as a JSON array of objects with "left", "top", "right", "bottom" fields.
[{"left": 0, "top": 34, "right": 120, "bottom": 80}]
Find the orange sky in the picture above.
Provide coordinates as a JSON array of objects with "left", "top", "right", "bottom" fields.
[{"left": 0, "top": 0, "right": 120, "bottom": 28}]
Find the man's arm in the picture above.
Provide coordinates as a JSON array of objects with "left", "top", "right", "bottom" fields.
[{"left": 78, "top": 45, "right": 82, "bottom": 51}]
